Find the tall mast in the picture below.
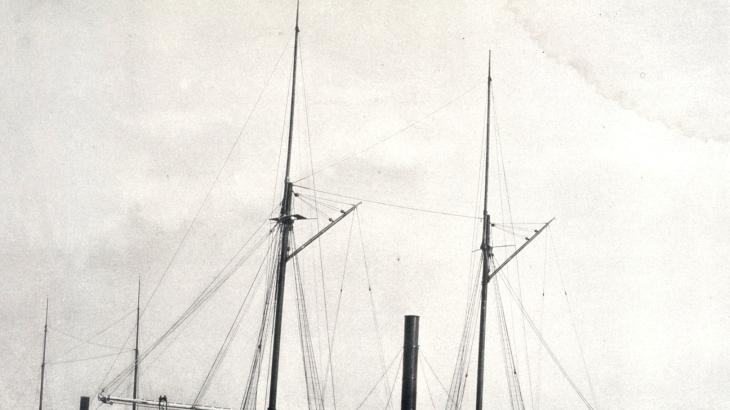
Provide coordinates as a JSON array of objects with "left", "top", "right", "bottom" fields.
[
  {"left": 132, "top": 277, "right": 141, "bottom": 410},
  {"left": 267, "top": 1, "right": 300, "bottom": 409},
  {"left": 39, "top": 298, "right": 48, "bottom": 410},
  {"left": 475, "top": 51, "right": 492, "bottom": 410}
]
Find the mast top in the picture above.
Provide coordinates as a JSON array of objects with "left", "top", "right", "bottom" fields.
[
  {"left": 488, "top": 50, "right": 492, "bottom": 81},
  {"left": 281, "top": 0, "right": 301, "bottom": 185},
  {"left": 295, "top": 0, "right": 300, "bottom": 32}
]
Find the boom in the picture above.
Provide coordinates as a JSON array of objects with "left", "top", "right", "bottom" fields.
[
  {"left": 488, "top": 218, "right": 555, "bottom": 281},
  {"left": 99, "top": 394, "right": 230, "bottom": 410}
]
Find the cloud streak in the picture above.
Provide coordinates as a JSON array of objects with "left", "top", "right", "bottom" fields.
[{"left": 504, "top": 0, "right": 730, "bottom": 141}]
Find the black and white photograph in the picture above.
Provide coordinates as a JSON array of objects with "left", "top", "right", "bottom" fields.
[{"left": 2, "top": 1, "right": 728, "bottom": 409}]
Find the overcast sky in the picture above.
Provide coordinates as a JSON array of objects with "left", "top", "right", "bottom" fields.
[{"left": 2, "top": 1, "right": 729, "bottom": 409}]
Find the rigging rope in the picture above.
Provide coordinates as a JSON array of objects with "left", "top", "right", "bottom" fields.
[
  {"left": 494, "top": 280, "right": 525, "bottom": 410},
  {"left": 445, "top": 258, "right": 482, "bottom": 410},
  {"left": 383, "top": 351, "right": 403, "bottom": 410},
  {"left": 499, "top": 276, "right": 595, "bottom": 409},
  {"left": 355, "top": 349, "right": 402, "bottom": 410},
  {"left": 444, "top": 95, "right": 492, "bottom": 408},
  {"left": 320, "top": 217, "right": 356, "bottom": 399},
  {"left": 549, "top": 229, "right": 599, "bottom": 408},
  {"left": 193, "top": 234, "right": 276, "bottom": 406},
  {"left": 296, "top": 191, "right": 353, "bottom": 208},
  {"left": 241, "top": 231, "right": 280, "bottom": 410},
  {"left": 54, "top": 308, "right": 136, "bottom": 362},
  {"left": 47, "top": 351, "right": 135, "bottom": 366},
  {"left": 98, "top": 37, "right": 292, "bottom": 395},
  {"left": 292, "top": 240, "right": 326, "bottom": 410},
  {"left": 420, "top": 350, "right": 449, "bottom": 409},
  {"left": 355, "top": 209, "right": 393, "bottom": 410},
  {"left": 422, "top": 364, "right": 438, "bottom": 410},
  {"left": 295, "top": 185, "right": 481, "bottom": 220},
  {"left": 270, "top": 39, "right": 295, "bottom": 213},
  {"left": 295, "top": 195, "right": 342, "bottom": 219},
  {"left": 421, "top": 352, "right": 449, "bottom": 395},
  {"left": 535, "top": 231, "right": 550, "bottom": 410},
  {"left": 298, "top": 42, "right": 338, "bottom": 409},
  {"left": 493, "top": 91, "right": 535, "bottom": 408},
  {"left": 293, "top": 81, "right": 484, "bottom": 183},
  {"left": 103, "top": 216, "right": 275, "bottom": 393},
  {"left": 48, "top": 326, "right": 127, "bottom": 352},
  {"left": 141, "top": 35, "right": 292, "bottom": 324}
]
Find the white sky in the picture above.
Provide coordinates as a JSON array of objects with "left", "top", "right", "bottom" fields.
[{"left": 1, "top": 1, "right": 729, "bottom": 409}]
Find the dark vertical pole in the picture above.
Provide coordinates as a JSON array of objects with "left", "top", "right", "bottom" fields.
[
  {"left": 79, "top": 396, "right": 90, "bottom": 410},
  {"left": 267, "top": 2, "right": 300, "bottom": 409},
  {"left": 267, "top": 181, "right": 294, "bottom": 410},
  {"left": 475, "top": 51, "right": 493, "bottom": 410},
  {"left": 401, "top": 315, "right": 420, "bottom": 410},
  {"left": 132, "top": 277, "right": 141, "bottom": 410},
  {"left": 39, "top": 298, "right": 48, "bottom": 410}
]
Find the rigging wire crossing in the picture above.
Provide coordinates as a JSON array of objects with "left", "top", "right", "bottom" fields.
[
  {"left": 500, "top": 276, "right": 596, "bottom": 410},
  {"left": 292, "top": 81, "right": 486, "bottom": 184}
]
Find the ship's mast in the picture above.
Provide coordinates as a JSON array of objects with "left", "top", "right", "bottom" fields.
[
  {"left": 132, "top": 278, "right": 141, "bottom": 410},
  {"left": 475, "top": 51, "right": 492, "bottom": 410},
  {"left": 39, "top": 298, "right": 48, "bottom": 410},
  {"left": 267, "top": 1, "right": 300, "bottom": 409}
]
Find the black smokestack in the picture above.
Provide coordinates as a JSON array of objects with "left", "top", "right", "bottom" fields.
[{"left": 401, "top": 315, "right": 419, "bottom": 410}]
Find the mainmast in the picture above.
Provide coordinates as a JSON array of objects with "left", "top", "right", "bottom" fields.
[
  {"left": 475, "top": 51, "right": 492, "bottom": 410},
  {"left": 267, "top": 1, "right": 300, "bottom": 409},
  {"left": 39, "top": 298, "right": 48, "bottom": 410},
  {"left": 133, "top": 278, "right": 141, "bottom": 410}
]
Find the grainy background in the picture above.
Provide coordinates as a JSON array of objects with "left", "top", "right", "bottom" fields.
[{"left": 2, "top": 1, "right": 728, "bottom": 409}]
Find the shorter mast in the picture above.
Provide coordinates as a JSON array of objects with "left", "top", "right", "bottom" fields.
[
  {"left": 470, "top": 53, "right": 555, "bottom": 410},
  {"left": 39, "top": 298, "right": 48, "bottom": 410},
  {"left": 133, "top": 278, "right": 141, "bottom": 410}
]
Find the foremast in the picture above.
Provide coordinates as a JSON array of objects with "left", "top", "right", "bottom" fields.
[
  {"left": 475, "top": 51, "right": 492, "bottom": 410},
  {"left": 98, "top": 3, "right": 360, "bottom": 408},
  {"left": 266, "top": 1, "right": 300, "bottom": 409}
]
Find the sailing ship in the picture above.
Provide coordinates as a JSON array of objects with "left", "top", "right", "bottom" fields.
[{"left": 33, "top": 3, "right": 596, "bottom": 410}]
